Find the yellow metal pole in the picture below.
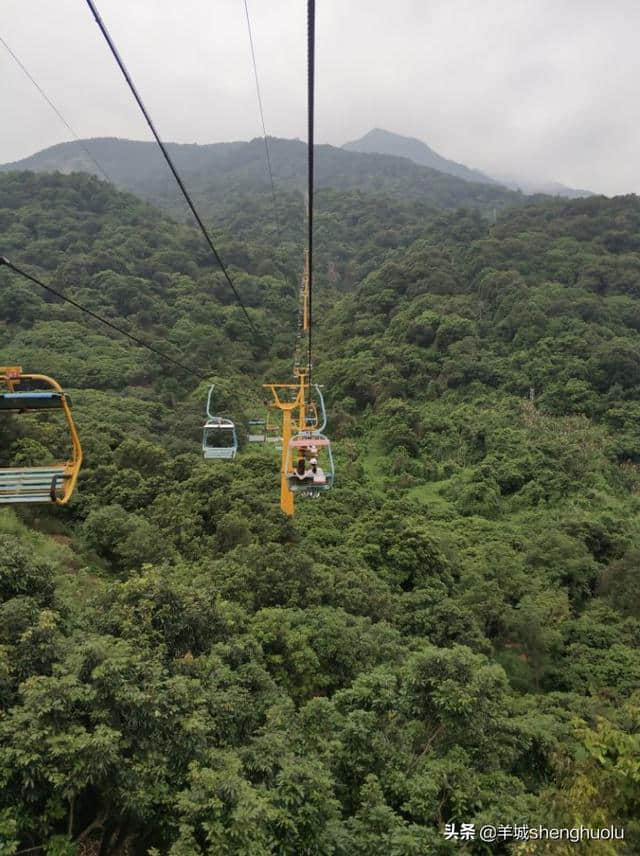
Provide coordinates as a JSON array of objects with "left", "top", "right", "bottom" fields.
[
  {"left": 297, "top": 372, "right": 306, "bottom": 433},
  {"left": 265, "top": 375, "right": 309, "bottom": 517},
  {"left": 280, "top": 408, "right": 294, "bottom": 516}
]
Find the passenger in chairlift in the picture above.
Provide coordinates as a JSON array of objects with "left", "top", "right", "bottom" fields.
[
  {"left": 310, "top": 457, "right": 326, "bottom": 484},
  {"left": 296, "top": 455, "right": 307, "bottom": 478}
]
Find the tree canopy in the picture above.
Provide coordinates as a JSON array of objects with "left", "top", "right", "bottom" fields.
[{"left": 1, "top": 172, "right": 639, "bottom": 853}]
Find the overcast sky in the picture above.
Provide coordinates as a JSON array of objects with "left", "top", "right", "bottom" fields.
[{"left": 2, "top": 0, "right": 639, "bottom": 195}]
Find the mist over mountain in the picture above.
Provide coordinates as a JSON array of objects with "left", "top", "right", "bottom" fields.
[
  {"left": 344, "top": 128, "right": 594, "bottom": 198},
  {"left": 492, "top": 172, "right": 594, "bottom": 198}
]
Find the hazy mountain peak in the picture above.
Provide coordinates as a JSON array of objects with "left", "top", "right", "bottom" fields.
[
  {"left": 343, "top": 128, "right": 497, "bottom": 185},
  {"left": 343, "top": 128, "right": 593, "bottom": 198}
]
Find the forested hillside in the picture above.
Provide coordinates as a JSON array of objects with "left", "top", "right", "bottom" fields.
[{"left": 1, "top": 172, "right": 640, "bottom": 854}]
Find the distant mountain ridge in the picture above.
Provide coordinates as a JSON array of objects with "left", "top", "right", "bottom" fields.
[
  {"left": 343, "top": 128, "right": 593, "bottom": 198},
  {"left": 0, "top": 135, "right": 527, "bottom": 216},
  {"left": 343, "top": 128, "right": 497, "bottom": 186}
]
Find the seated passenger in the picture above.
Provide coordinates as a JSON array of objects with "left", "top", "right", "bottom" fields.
[{"left": 310, "top": 457, "right": 326, "bottom": 484}]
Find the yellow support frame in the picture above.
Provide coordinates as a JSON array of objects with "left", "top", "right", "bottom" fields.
[
  {"left": 269, "top": 250, "right": 318, "bottom": 516},
  {"left": 0, "top": 366, "right": 83, "bottom": 505},
  {"left": 264, "top": 372, "right": 312, "bottom": 516}
]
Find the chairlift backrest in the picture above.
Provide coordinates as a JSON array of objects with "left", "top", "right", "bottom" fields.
[{"left": 0, "top": 392, "right": 68, "bottom": 410}]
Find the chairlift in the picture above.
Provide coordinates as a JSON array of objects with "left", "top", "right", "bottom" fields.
[
  {"left": 286, "top": 432, "right": 334, "bottom": 496},
  {"left": 0, "top": 366, "right": 82, "bottom": 504},
  {"left": 248, "top": 410, "right": 282, "bottom": 446},
  {"left": 247, "top": 419, "right": 267, "bottom": 444},
  {"left": 304, "top": 401, "right": 318, "bottom": 428},
  {"left": 285, "top": 386, "right": 333, "bottom": 497},
  {"left": 202, "top": 385, "right": 238, "bottom": 460}
]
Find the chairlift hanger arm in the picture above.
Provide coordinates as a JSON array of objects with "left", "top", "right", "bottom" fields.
[
  {"left": 206, "top": 384, "right": 216, "bottom": 420},
  {"left": 263, "top": 381, "right": 306, "bottom": 412}
]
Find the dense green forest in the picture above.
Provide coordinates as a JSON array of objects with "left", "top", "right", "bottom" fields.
[{"left": 1, "top": 170, "right": 640, "bottom": 854}]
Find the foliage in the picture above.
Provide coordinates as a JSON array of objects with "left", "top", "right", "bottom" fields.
[{"left": 1, "top": 173, "right": 640, "bottom": 852}]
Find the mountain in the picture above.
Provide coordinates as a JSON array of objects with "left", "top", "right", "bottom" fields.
[
  {"left": 344, "top": 128, "right": 594, "bottom": 198},
  {"left": 343, "top": 127, "right": 496, "bottom": 185},
  {"left": 0, "top": 135, "right": 525, "bottom": 218}
]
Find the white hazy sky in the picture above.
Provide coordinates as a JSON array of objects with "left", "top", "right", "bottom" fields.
[{"left": 2, "top": 0, "right": 639, "bottom": 195}]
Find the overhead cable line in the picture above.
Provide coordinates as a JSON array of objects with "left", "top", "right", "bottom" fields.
[
  {"left": 0, "top": 34, "right": 112, "bottom": 183},
  {"left": 83, "top": 0, "right": 257, "bottom": 334},
  {"left": 243, "top": 0, "right": 281, "bottom": 238},
  {"left": 0, "top": 256, "right": 210, "bottom": 381},
  {"left": 307, "top": 0, "right": 315, "bottom": 388}
]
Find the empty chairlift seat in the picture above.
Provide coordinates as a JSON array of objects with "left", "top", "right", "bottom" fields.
[
  {"left": 0, "top": 466, "right": 70, "bottom": 503},
  {"left": 202, "top": 417, "right": 238, "bottom": 459},
  {"left": 0, "top": 367, "right": 82, "bottom": 505},
  {"left": 247, "top": 419, "right": 267, "bottom": 444},
  {"left": 202, "top": 384, "right": 238, "bottom": 460}
]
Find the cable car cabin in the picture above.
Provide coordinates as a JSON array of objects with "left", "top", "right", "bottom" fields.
[
  {"left": 286, "top": 433, "right": 334, "bottom": 497},
  {"left": 0, "top": 367, "right": 82, "bottom": 504},
  {"left": 202, "top": 417, "right": 238, "bottom": 460}
]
